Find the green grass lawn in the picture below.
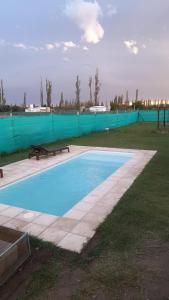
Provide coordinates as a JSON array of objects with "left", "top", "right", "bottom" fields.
[{"left": 1, "top": 123, "right": 169, "bottom": 300}]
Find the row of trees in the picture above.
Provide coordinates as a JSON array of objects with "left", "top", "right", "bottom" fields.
[
  {"left": 0, "top": 69, "right": 101, "bottom": 112},
  {"left": 110, "top": 89, "right": 140, "bottom": 110},
  {"left": 38, "top": 69, "right": 101, "bottom": 110},
  {"left": 2, "top": 74, "right": 159, "bottom": 112}
]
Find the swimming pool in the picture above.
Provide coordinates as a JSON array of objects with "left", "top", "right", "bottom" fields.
[{"left": 0, "top": 150, "right": 133, "bottom": 216}]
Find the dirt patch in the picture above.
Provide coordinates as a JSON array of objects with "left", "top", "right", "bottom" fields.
[
  {"left": 115, "top": 238, "right": 169, "bottom": 300},
  {"left": 0, "top": 247, "right": 53, "bottom": 300},
  {"left": 39, "top": 268, "right": 87, "bottom": 300},
  {"left": 1, "top": 238, "right": 169, "bottom": 300},
  {"left": 39, "top": 267, "right": 112, "bottom": 300},
  {"left": 136, "top": 239, "right": 169, "bottom": 300}
]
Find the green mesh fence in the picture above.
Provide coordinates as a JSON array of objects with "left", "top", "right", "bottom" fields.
[
  {"left": 138, "top": 110, "right": 169, "bottom": 122},
  {"left": 0, "top": 112, "right": 138, "bottom": 153},
  {"left": 0, "top": 110, "right": 168, "bottom": 154}
]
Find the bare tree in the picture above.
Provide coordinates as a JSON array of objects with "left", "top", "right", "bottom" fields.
[
  {"left": 46, "top": 79, "right": 52, "bottom": 107},
  {"left": 89, "top": 76, "right": 93, "bottom": 103},
  {"left": 59, "top": 92, "right": 64, "bottom": 109},
  {"left": 75, "top": 75, "right": 81, "bottom": 110},
  {"left": 94, "top": 68, "right": 101, "bottom": 106},
  {"left": 135, "top": 88, "right": 139, "bottom": 102},
  {"left": 23, "top": 92, "right": 27, "bottom": 108},
  {"left": 40, "top": 78, "right": 44, "bottom": 107},
  {"left": 125, "top": 90, "right": 129, "bottom": 103},
  {"left": 0, "top": 80, "right": 6, "bottom": 105}
]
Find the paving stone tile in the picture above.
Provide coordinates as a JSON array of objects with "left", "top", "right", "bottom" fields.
[
  {"left": 58, "top": 233, "right": 88, "bottom": 253},
  {"left": 51, "top": 217, "right": 78, "bottom": 231},
  {"left": 1, "top": 206, "right": 24, "bottom": 218},
  {"left": 22, "top": 223, "right": 47, "bottom": 236},
  {"left": 5, "top": 218, "right": 28, "bottom": 231},
  {"left": 90, "top": 204, "right": 113, "bottom": 216},
  {"left": 16, "top": 210, "right": 41, "bottom": 222},
  {"left": 33, "top": 214, "right": 58, "bottom": 226},
  {"left": 71, "top": 221, "right": 95, "bottom": 238},
  {"left": 0, "top": 215, "right": 11, "bottom": 225},
  {"left": 64, "top": 209, "right": 87, "bottom": 220},
  {"left": 82, "top": 212, "right": 106, "bottom": 228},
  {"left": 0, "top": 204, "right": 9, "bottom": 212},
  {"left": 82, "top": 194, "right": 101, "bottom": 205},
  {"left": 39, "top": 227, "right": 67, "bottom": 243},
  {"left": 99, "top": 197, "right": 120, "bottom": 208},
  {"left": 73, "top": 201, "right": 95, "bottom": 212}
]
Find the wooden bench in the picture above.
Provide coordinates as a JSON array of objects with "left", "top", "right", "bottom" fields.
[{"left": 29, "top": 145, "right": 70, "bottom": 160}]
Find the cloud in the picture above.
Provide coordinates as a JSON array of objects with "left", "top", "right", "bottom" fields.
[
  {"left": 13, "top": 42, "right": 61, "bottom": 51},
  {"left": 27, "top": 46, "right": 39, "bottom": 51},
  {"left": 46, "top": 42, "right": 61, "bottom": 50},
  {"left": 13, "top": 43, "right": 27, "bottom": 50},
  {"left": 83, "top": 46, "right": 89, "bottom": 51},
  {"left": 124, "top": 40, "right": 139, "bottom": 55},
  {"left": 46, "top": 43, "right": 55, "bottom": 50},
  {"left": 142, "top": 44, "right": 146, "bottom": 49},
  {"left": 65, "top": 0, "right": 104, "bottom": 44},
  {"left": 54, "top": 42, "right": 61, "bottom": 48},
  {"left": 2, "top": 39, "right": 85, "bottom": 54},
  {"left": 107, "top": 4, "right": 117, "bottom": 17},
  {"left": 124, "top": 40, "right": 147, "bottom": 55},
  {"left": 63, "top": 41, "right": 78, "bottom": 51},
  {"left": 46, "top": 41, "right": 78, "bottom": 52},
  {"left": 14, "top": 43, "right": 39, "bottom": 51}
]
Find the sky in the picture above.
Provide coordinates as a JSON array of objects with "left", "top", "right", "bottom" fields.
[{"left": 0, "top": 0, "right": 169, "bottom": 105}]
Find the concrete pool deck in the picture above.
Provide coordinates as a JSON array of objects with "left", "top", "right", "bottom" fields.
[{"left": 0, "top": 145, "right": 156, "bottom": 253}]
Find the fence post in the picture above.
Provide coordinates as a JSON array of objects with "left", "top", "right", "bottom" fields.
[
  {"left": 163, "top": 107, "right": 166, "bottom": 128},
  {"left": 77, "top": 111, "right": 80, "bottom": 136},
  {"left": 51, "top": 112, "right": 54, "bottom": 140},
  {"left": 157, "top": 108, "right": 160, "bottom": 129}
]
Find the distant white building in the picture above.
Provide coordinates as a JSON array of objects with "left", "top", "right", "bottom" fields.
[
  {"left": 143, "top": 99, "right": 169, "bottom": 106},
  {"left": 89, "top": 106, "right": 107, "bottom": 112},
  {"left": 25, "top": 104, "right": 51, "bottom": 113}
]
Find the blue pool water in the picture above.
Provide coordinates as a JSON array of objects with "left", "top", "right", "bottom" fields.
[{"left": 0, "top": 151, "right": 133, "bottom": 216}]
